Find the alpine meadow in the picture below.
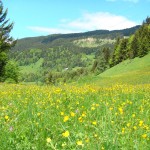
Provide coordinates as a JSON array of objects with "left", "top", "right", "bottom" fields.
[{"left": 0, "top": 0, "right": 150, "bottom": 149}]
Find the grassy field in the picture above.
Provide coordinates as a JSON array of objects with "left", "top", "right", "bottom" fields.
[
  {"left": 1, "top": 54, "right": 150, "bottom": 149},
  {"left": 20, "top": 58, "right": 43, "bottom": 74},
  {"left": 77, "top": 53, "right": 150, "bottom": 86},
  {"left": 0, "top": 83, "right": 150, "bottom": 149}
]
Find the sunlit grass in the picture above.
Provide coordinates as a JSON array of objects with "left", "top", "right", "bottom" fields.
[{"left": 0, "top": 83, "right": 150, "bottom": 149}]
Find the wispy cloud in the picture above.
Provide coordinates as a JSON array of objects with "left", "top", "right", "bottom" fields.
[
  {"left": 64, "top": 12, "right": 137, "bottom": 30},
  {"left": 27, "top": 26, "right": 80, "bottom": 34},
  {"left": 27, "top": 12, "right": 137, "bottom": 35}
]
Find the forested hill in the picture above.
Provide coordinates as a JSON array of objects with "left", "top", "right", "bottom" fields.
[
  {"left": 9, "top": 25, "right": 141, "bottom": 83},
  {"left": 41, "top": 25, "right": 140, "bottom": 43},
  {"left": 12, "top": 25, "right": 140, "bottom": 51}
]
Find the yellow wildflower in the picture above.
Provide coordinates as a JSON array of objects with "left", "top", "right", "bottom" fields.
[
  {"left": 77, "top": 140, "right": 84, "bottom": 146},
  {"left": 139, "top": 120, "right": 144, "bottom": 127},
  {"left": 5, "top": 115, "right": 9, "bottom": 120},
  {"left": 85, "top": 138, "right": 89, "bottom": 143},
  {"left": 111, "top": 121, "right": 114, "bottom": 124},
  {"left": 60, "top": 112, "right": 64, "bottom": 116},
  {"left": 109, "top": 107, "right": 113, "bottom": 111},
  {"left": 133, "top": 126, "right": 137, "bottom": 130},
  {"left": 78, "top": 117, "right": 83, "bottom": 122},
  {"left": 144, "top": 125, "right": 149, "bottom": 130},
  {"left": 70, "top": 112, "right": 75, "bottom": 117},
  {"left": 46, "top": 137, "right": 51, "bottom": 143},
  {"left": 63, "top": 116, "right": 69, "bottom": 122},
  {"left": 94, "top": 134, "right": 98, "bottom": 137},
  {"left": 91, "top": 107, "right": 95, "bottom": 110},
  {"left": 37, "top": 112, "right": 41, "bottom": 116},
  {"left": 122, "top": 128, "right": 125, "bottom": 134},
  {"left": 142, "top": 134, "right": 147, "bottom": 139},
  {"left": 82, "top": 113, "right": 86, "bottom": 117},
  {"left": 118, "top": 107, "right": 123, "bottom": 114},
  {"left": 95, "top": 104, "right": 99, "bottom": 107},
  {"left": 62, "top": 130, "right": 70, "bottom": 137},
  {"left": 127, "top": 123, "right": 130, "bottom": 127},
  {"left": 92, "top": 121, "right": 97, "bottom": 125}
]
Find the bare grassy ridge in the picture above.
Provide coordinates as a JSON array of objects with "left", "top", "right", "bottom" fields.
[
  {"left": 73, "top": 38, "right": 115, "bottom": 47},
  {"left": 0, "top": 83, "right": 149, "bottom": 149}
]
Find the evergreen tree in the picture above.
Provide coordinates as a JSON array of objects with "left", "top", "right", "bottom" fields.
[
  {"left": 0, "top": 1, "right": 16, "bottom": 80},
  {"left": 110, "top": 37, "right": 120, "bottom": 66},
  {"left": 144, "top": 16, "right": 150, "bottom": 25},
  {"left": 102, "top": 47, "right": 110, "bottom": 63},
  {"left": 110, "top": 17, "right": 150, "bottom": 68},
  {"left": 118, "top": 38, "right": 128, "bottom": 61},
  {"left": 4, "top": 60, "right": 19, "bottom": 83},
  {"left": 129, "top": 35, "right": 138, "bottom": 58},
  {"left": 137, "top": 23, "right": 150, "bottom": 57}
]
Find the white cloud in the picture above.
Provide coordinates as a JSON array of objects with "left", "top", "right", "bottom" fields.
[
  {"left": 27, "top": 26, "right": 81, "bottom": 34},
  {"left": 27, "top": 12, "right": 137, "bottom": 35},
  {"left": 64, "top": 12, "right": 137, "bottom": 31}
]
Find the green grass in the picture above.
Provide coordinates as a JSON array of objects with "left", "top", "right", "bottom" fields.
[
  {"left": 0, "top": 83, "right": 150, "bottom": 149},
  {"left": 100, "top": 53, "right": 150, "bottom": 77},
  {"left": 0, "top": 54, "right": 150, "bottom": 149},
  {"left": 77, "top": 53, "right": 150, "bottom": 86},
  {"left": 20, "top": 58, "right": 43, "bottom": 74}
]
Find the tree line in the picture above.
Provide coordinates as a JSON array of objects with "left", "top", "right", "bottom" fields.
[
  {"left": 109, "top": 17, "right": 150, "bottom": 67},
  {"left": 0, "top": 0, "right": 149, "bottom": 84},
  {"left": 0, "top": 1, "right": 18, "bottom": 83}
]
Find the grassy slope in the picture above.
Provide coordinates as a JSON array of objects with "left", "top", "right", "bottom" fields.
[
  {"left": 20, "top": 58, "right": 43, "bottom": 74},
  {"left": 77, "top": 53, "right": 150, "bottom": 86}
]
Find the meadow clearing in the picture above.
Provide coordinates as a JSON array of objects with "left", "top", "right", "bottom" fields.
[{"left": 0, "top": 83, "right": 150, "bottom": 149}]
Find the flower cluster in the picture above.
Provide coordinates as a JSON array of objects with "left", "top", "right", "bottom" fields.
[{"left": 0, "top": 83, "right": 149, "bottom": 149}]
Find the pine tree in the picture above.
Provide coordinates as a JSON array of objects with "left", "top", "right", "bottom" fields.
[
  {"left": 144, "top": 16, "right": 150, "bottom": 25},
  {"left": 102, "top": 47, "right": 110, "bottom": 63},
  {"left": 119, "top": 38, "right": 128, "bottom": 60},
  {"left": 137, "top": 23, "right": 150, "bottom": 57},
  {"left": 0, "top": 1, "right": 16, "bottom": 80},
  {"left": 130, "top": 35, "right": 138, "bottom": 58}
]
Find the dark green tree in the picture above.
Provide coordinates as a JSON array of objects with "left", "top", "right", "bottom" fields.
[
  {"left": 110, "top": 17, "right": 150, "bottom": 68},
  {"left": 144, "top": 16, "right": 150, "bottom": 25},
  {"left": 4, "top": 60, "right": 19, "bottom": 83},
  {"left": 119, "top": 38, "right": 128, "bottom": 60},
  {"left": 0, "top": 1, "right": 16, "bottom": 80},
  {"left": 129, "top": 35, "right": 139, "bottom": 58},
  {"left": 102, "top": 47, "right": 110, "bottom": 63},
  {"left": 136, "top": 22, "right": 150, "bottom": 57}
]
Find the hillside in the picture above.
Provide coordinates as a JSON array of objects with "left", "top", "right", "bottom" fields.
[
  {"left": 9, "top": 26, "right": 140, "bottom": 82},
  {"left": 12, "top": 25, "right": 140, "bottom": 51},
  {"left": 77, "top": 53, "right": 150, "bottom": 86}
]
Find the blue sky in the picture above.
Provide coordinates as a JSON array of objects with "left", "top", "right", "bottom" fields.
[{"left": 3, "top": 0, "right": 150, "bottom": 39}]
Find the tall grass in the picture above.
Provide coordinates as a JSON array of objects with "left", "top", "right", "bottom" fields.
[{"left": 0, "top": 83, "right": 149, "bottom": 149}]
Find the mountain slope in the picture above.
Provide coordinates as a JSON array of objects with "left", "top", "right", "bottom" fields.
[
  {"left": 9, "top": 26, "right": 141, "bottom": 82},
  {"left": 77, "top": 53, "right": 150, "bottom": 86},
  {"left": 100, "top": 53, "right": 150, "bottom": 77},
  {"left": 12, "top": 25, "right": 140, "bottom": 51}
]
